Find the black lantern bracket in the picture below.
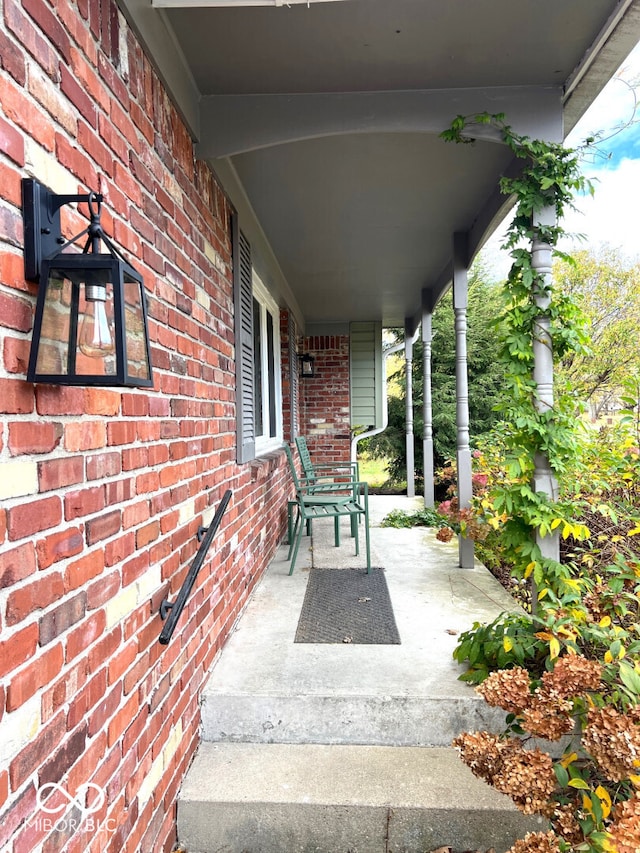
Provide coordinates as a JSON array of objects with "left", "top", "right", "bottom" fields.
[{"left": 22, "top": 178, "right": 106, "bottom": 282}]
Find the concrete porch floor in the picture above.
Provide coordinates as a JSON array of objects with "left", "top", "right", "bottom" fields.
[
  {"left": 198, "top": 495, "right": 518, "bottom": 747},
  {"left": 177, "top": 495, "right": 541, "bottom": 852}
]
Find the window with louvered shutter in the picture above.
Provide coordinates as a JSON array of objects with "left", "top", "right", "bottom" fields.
[{"left": 233, "top": 216, "right": 255, "bottom": 463}]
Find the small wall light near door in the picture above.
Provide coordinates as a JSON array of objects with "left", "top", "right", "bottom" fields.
[
  {"left": 22, "top": 178, "right": 153, "bottom": 387},
  {"left": 299, "top": 352, "right": 315, "bottom": 378}
]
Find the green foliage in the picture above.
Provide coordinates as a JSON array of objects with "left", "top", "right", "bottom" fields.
[
  {"left": 554, "top": 248, "right": 640, "bottom": 416},
  {"left": 443, "top": 114, "right": 640, "bottom": 853},
  {"left": 380, "top": 505, "right": 447, "bottom": 529},
  {"left": 365, "top": 269, "right": 507, "bottom": 481},
  {"left": 453, "top": 612, "right": 548, "bottom": 683}
]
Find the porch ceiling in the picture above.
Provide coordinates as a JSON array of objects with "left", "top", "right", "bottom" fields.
[{"left": 122, "top": 0, "right": 640, "bottom": 329}]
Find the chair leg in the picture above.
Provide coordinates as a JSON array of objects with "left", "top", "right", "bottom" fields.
[
  {"left": 288, "top": 506, "right": 303, "bottom": 560},
  {"left": 364, "top": 512, "right": 371, "bottom": 574},
  {"left": 289, "top": 515, "right": 306, "bottom": 575},
  {"left": 334, "top": 515, "right": 340, "bottom": 547}
]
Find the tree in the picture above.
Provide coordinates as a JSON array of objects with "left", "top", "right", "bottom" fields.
[
  {"left": 366, "top": 266, "right": 506, "bottom": 483},
  {"left": 554, "top": 247, "right": 640, "bottom": 419}
]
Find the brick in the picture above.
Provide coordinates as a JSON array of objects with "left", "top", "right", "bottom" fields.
[
  {"left": 104, "top": 530, "right": 135, "bottom": 567},
  {"left": 38, "top": 592, "right": 87, "bottom": 645},
  {"left": 8, "top": 421, "right": 63, "bottom": 455},
  {"left": 66, "top": 610, "right": 106, "bottom": 661},
  {"left": 65, "top": 485, "right": 106, "bottom": 520},
  {"left": 22, "top": 0, "right": 72, "bottom": 63},
  {"left": 86, "top": 451, "right": 121, "bottom": 480},
  {"left": 107, "top": 420, "right": 137, "bottom": 445},
  {"left": 84, "top": 388, "right": 121, "bottom": 416},
  {"left": 123, "top": 500, "right": 150, "bottom": 530},
  {"left": 67, "top": 669, "right": 107, "bottom": 729},
  {"left": 0, "top": 459, "right": 39, "bottom": 500},
  {"left": 36, "top": 527, "right": 84, "bottom": 570},
  {"left": 108, "top": 640, "right": 137, "bottom": 685},
  {"left": 104, "top": 477, "right": 134, "bottom": 507},
  {"left": 59, "top": 63, "right": 97, "bottom": 128},
  {"left": 86, "top": 510, "right": 121, "bottom": 545},
  {"left": 0, "top": 541, "right": 37, "bottom": 589},
  {"left": 38, "top": 455, "right": 84, "bottom": 491},
  {"left": 35, "top": 386, "right": 84, "bottom": 415},
  {"left": 0, "top": 28, "right": 26, "bottom": 85},
  {"left": 0, "top": 622, "right": 39, "bottom": 679},
  {"left": 7, "top": 496, "right": 61, "bottom": 540},
  {"left": 9, "top": 712, "right": 66, "bottom": 789},
  {"left": 55, "top": 131, "right": 98, "bottom": 187},
  {"left": 0, "top": 378, "right": 34, "bottom": 413},
  {"left": 87, "top": 570, "right": 121, "bottom": 610},
  {"left": 42, "top": 657, "right": 89, "bottom": 723},
  {"left": 65, "top": 552, "right": 104, "bottom": 595},
  {"left": 122, "top": 446, "right": 148, "bottom": 470},
  {"left": 107, "top": 691, "right": 139, "bottom": 747},
  {"left": 136, "top": 520, "right": 160, "bottom": 549},
  {"left": 2, "top": 77, "right": 55, "bottom": 152},
  {"left": 64, "top": 420, "right": 107, "bottom": 451},
  {"left": 122, "top": 551, "right": 150, "bottom": 587},
  {"left": 6, "top": 572, "right": 64, "bottom": 626},
  {"left": 38, "top": 721, "right": 88, "bottom": 789},
  {"left": 0, "top": 783, "right": 37, "bottom": 852},
  {"left": 7, "top": 643, "right": 64, "bottom": 711},
  {"left": 0, "top": 768, "right": 7, "bottom": 811},
  {"left": 0, "top": 202, "right": 22, "bottom": 246},
  {"left": 0, "top": 287, "right": 30, "bottom": 329},
  {"left": 88, "top": 681, "right": 122, "bottom": 736},
  {"left": 28, "top": 62, "right": 76, "bottom": 135}
]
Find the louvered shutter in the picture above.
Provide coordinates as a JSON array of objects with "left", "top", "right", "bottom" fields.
[{"left": 233, "top": 216, "right": 255, "bottom": 463}]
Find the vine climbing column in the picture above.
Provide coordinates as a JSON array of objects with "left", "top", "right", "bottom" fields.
[{"left": 532, "top": 208, "right": 560, "bottom": 568}]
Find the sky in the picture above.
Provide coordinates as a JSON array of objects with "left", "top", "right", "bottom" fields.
[{"left": 483, "top": 40, "right": 640, "bottom": 275}]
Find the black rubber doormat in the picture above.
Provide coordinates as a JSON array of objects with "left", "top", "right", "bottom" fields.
[{"left": 294, "top": 568, "right": 401, "bottom": 645}]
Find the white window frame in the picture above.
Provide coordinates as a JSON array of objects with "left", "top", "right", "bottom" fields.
[{"left": 252, "top": 272, "right": 283, "bottom": 455}]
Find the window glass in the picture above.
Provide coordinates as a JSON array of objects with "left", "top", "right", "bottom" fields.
[{"left": 253, "top": 274, "right": 282, "bottom": 452}]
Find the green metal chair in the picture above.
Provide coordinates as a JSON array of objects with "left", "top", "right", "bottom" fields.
[
  {"left": 294, "top": 435, "right": 359, "bottom": 486},
  {"left": 284, "top": 444, "right": 371, "bottom": 575}
]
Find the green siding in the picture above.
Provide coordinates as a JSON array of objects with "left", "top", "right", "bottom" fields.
[{"left": 350, "top": 322, "right": 383, "bottom": 429}]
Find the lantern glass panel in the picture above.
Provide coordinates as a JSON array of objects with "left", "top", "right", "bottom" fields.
[
  {"left": 33, "top": 271, "right": 73, "bottom": 376},
  {"left": 123, "top": 272, "right": 152, "bottom": 383}
]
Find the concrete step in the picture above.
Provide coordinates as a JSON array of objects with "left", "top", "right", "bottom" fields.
[
  {"left": 177, "top": 742, "right": 540, "bottom": 853},
  {"left": 200, "top": 692, "right": 507, "bottom": 747}
]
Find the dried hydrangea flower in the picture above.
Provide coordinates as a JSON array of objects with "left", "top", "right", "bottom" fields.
[
  {"left": 454, "top": 732, "right": 556, "bottom": 815},
  {"left": 492, "top": 744, "right": 557, "bottom": 814},
  {"left": 583, "top": 706, "right": 640, "bottom": 782},
  {"left": 476, "top": 667, "right": 532, "bottom": 714},
  {"left": 551, "top": 803, "right": 583, "bottom": 845},
  {"left": 607, "top": 792, "right": 640, "bottom": 853},
  {"left": 519, "top": 692, "right": 574, "bottom": 741},
  {"left": 542, "top": 654, "right": 602, "bottom": 698},
  {"left": 505, "top": 830, "right": 562, "bottom": 853}
]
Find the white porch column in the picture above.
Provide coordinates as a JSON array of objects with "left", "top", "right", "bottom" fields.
[
  {"left": 422, "top": 306, "right": 435, "bottom": 508},
  {"left": 453, "top": 233, "right": 474, "bottom": 568},
  {"left": 532, "top": 208, "right": 560, "bottom": 579},
  {"left": 405, "top": 319, "right": 415, "bottom": 498}
]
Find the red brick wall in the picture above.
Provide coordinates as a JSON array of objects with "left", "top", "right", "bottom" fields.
[
  {"left": 0, "top": 3, "right": 289, "bottom": 852},
  {"left": 299, "top": 334, "right": 351, "bottom": 465}
]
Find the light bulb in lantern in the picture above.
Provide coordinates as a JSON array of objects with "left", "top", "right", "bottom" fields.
[{"left": 79, "top": 284, "right": 115, "bottom": 358}]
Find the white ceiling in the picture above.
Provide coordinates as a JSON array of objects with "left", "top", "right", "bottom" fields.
[{"left": 120, "top": 0, "right": 640, "bottom": 329}]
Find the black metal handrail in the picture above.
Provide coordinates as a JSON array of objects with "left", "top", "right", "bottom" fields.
[{"left": 158, "top": 489, "right": 232, "bottom": 645}]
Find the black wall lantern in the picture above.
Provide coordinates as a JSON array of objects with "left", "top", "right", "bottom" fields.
[
  {"left": 299, "top": 352, "right": 315, "bottom": 378},
  {"left": 22, "top": 178, "right": 153, "bottom": 387}
]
